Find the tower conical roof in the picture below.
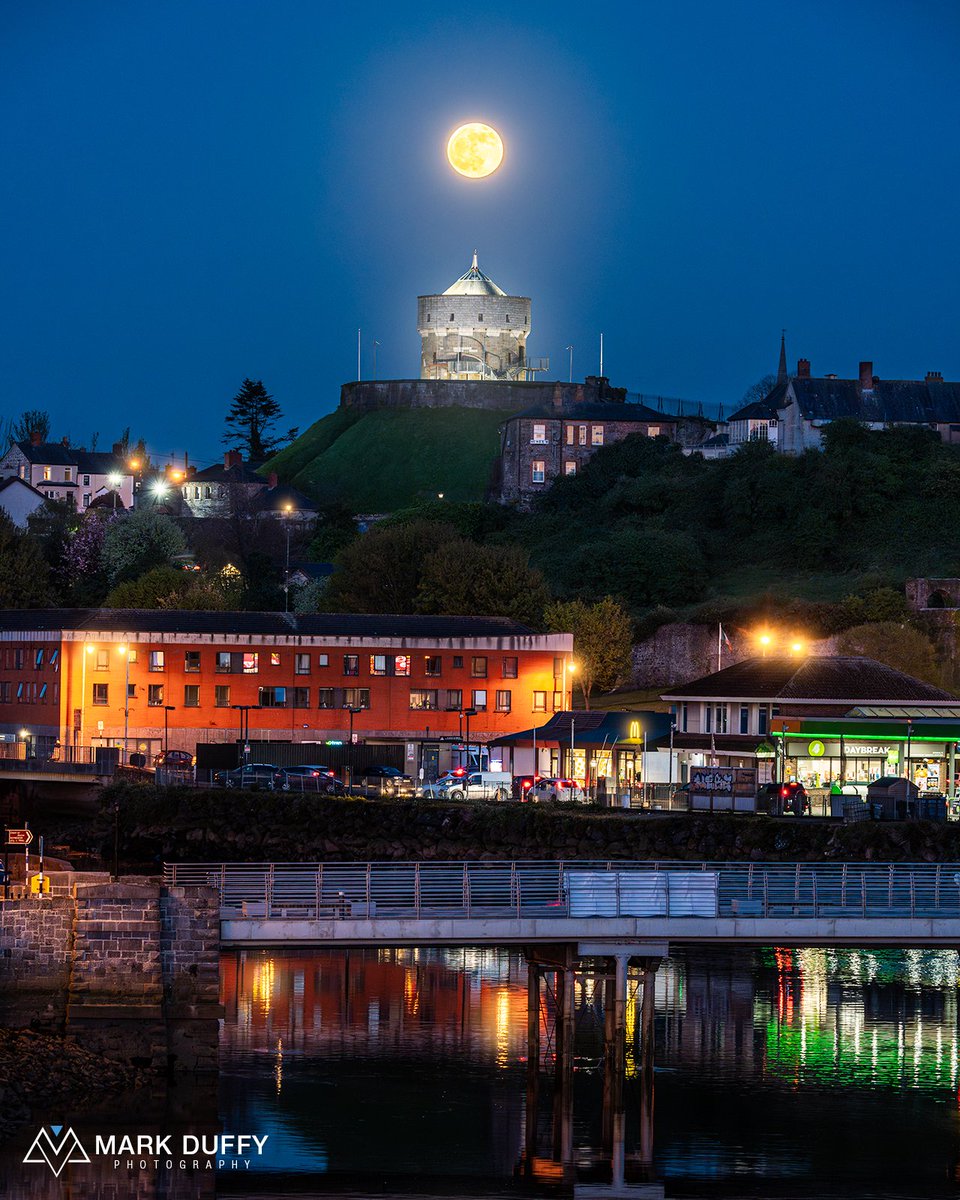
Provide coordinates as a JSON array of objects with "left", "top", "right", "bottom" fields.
[{"left": 442, "top": 251, "right": 506, "bottom": 297}]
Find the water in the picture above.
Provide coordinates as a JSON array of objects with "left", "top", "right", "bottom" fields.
[{"left": 3, "top": 944, "right": 960, "bottom": 1197}]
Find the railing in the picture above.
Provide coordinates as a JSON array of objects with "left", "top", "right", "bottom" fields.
[{"left": 162, "top": 860, "right": 960, "bottom": 923}]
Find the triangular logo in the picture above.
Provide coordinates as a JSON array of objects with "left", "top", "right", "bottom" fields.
[{"left": 23, "top": 1126, "right": 90, "bottom": 1177}]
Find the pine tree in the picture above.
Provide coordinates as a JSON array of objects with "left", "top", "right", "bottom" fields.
[{"left": 223, "top": 378, "right": 298, "bottom": 460}]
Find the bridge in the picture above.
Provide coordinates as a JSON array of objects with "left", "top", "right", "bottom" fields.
[{"left": 162, "top": 859, "right": 960, "bottom": 950}]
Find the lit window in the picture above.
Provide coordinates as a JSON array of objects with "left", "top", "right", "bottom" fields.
[
  {"left": 93, "top": 683, "right": 108, "bottom": 705},
  {"left": 318, "top": 653, "right": 329, "bottom": 667},
  {"left": 647, "top": 426, "right": 661, "bottom": 438},
  {"left": 370, "top": 655, "right": 387, "bottom": 676},
  {"left": 591, "top": 426, "right": 604, "bottom": 446},
  {"left": 578, "top": 425, "right": 587, "bottom": 445},
  {"left": 242, "top": 653, "right": 258, "bottom": 674},
  {"left": 149, "top": 650, "right": 165, "bottom": 671},
  {"left": 409, "top": 689, "right": 439, "bottom": 710},
  {"left": 64, "top": 467, "right": 72, "bottom": 481},
  {"left": 95, "top": 649, "right": 109, "bottom": 670},
  {"left": 425, "top": 655, "right": 442, "bottom": 676},
  {"left": 344, "top": 688, "right": 369, "bottom": 709},
  {"left": 471, "top": 689, "right": 487, "bottom": 712},
  {"left": 394, "top": 655, "right": 410, "bottom": 676},
  {"left": 148, "top": 684, "right": 164, "bottom": 706},
  {"left": 215, "top": 651, "right": 232, "bottom": 673},
  {"left": 343, "top": 655, "right": 359, "bottom": 676},
  {"left": 43, "top": 466, "right": 51, "bottom": 481},
  {"left": 564, "top": 461, "right": 576, "bottom": 476},
  {"left": 566, "top": 425, "right": 575, "bottom": 445},
  {"left": 532, "top": 423, "right": 547, "bottom": 444},
  {"left": 495, "top": 690, "right": 511, "bottom": 712},
  {"left": 533, "top": 691, "right": 547, "bottom": 712},
  {"left": 270, "top": 652, "right": 281, "bottom": 667},
  {"left": 531, "top": 460, "right": 545, "bottom": 484}
]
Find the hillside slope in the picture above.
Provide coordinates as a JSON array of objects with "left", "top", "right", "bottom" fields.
[{"left": 265, "top": 406, "right": 511, "bottom": 511}]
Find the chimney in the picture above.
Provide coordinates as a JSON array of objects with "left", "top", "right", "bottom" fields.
[
  {"left": 224, "top": 449, "right": 242, "bottom": 470},
  {"left": 797, "top": 358, "right": 811, "bottom": 379},
  {"left": 926, "top": 371, "right": 944, "bottom": 383},
  {"left": 268, "top": 472, "right": 278, "bottom": 488},
  {"left": 551, "top": 383, "right": 564, "bottom": 412},
  {"left": 30, "top": 430, "right": 42, "bottom": 446},
  {"left": 859, "top": 361, "right": 874, "bottom": 390},
  {"left": 111, "top": 441, "right": 123, "bottom": 456},
  {"left": 61, "top": 436, "right": 69, "bottom": 448}
]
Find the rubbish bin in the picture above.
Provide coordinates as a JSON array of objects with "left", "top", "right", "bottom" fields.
[
  {"left": 94, "top": 746, "right": 120, "bottom": 774},
  {"left": 870, "top": 802, "right": 883, "bottom": 821}
]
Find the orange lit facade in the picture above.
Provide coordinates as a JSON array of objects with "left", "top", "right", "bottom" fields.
[{"left": 0, "top": 610, "right": 573, "bottom": 758}]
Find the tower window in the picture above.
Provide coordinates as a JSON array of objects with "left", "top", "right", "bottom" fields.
[
  {"left": 478, "top": 313, "right": 484, "bottom": 321},
  {"left": 450, "top": 312, "right": 455, "bottom": 321},
  {"left": 506, "top": 315, "right": 510, "bottom": 322},
  {"left": 427, "top": 314, "right": 431, "bottom": 322}
]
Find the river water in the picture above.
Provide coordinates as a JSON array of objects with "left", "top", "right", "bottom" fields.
[{"left": 2, "top": 944, "right": 960, "bottom": 1198}]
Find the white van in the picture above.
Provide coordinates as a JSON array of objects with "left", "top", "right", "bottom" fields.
[{"left": 440, "top": 771, "right": 512, "bottom": 802}]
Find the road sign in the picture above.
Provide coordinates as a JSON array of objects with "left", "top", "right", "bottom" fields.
[{"left": 6, "top": 829, "right": 33, "bottom": 846}]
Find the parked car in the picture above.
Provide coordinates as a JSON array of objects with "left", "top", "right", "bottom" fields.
[
  {"left": 758, "top": 781, "right": 809, "bottom": 816},
  {"left": 214, "top": 763, "right": 283, "bottom": 790},
  {"left": 418, "top": 768, "right": 468, "bottom": 799},
  {"left": 440, "top": 771, "right": 512, "bottom": 802},
  {"left": 358, "top": 765, "right": 415, "bottom": 798},
  {"left": 154, "top": 749, "right": 194, "bottom": 769},
  {"left": 529, "top": 777, "right": 585, "bottom": 803},
  {"left": 279, "top": 765, "right": 345, "bottom": 794}
]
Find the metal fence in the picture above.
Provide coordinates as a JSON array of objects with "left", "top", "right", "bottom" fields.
[{"left": 162, "top": 860, "right": 960, "bottom": 922}]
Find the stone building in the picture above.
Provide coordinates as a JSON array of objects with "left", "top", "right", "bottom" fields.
[
  {"left": 417, "top": 252, "right": 546, "bottom": 382},
  {"left": 0, "top": 433, "right": 134, "bottom": 512},
  {"left": 180, "top": 451, "right": 316, "bottom": 520}
]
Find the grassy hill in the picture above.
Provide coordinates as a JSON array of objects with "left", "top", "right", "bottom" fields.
[{"left": 265, "top": 406, "right": 511, "bottom": 511}]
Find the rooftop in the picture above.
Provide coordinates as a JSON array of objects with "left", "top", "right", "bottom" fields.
[{"left": 441, "top": 252, "right": 508, "bottom": 298}]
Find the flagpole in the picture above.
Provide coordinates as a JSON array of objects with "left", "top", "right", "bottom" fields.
[{"left": 717, "top": 623, "right": 722, "bottom": 673}]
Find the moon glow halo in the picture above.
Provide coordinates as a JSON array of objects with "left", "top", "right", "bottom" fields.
[{"left": 446, "top": 122, "right": 504, "bottom": 179}]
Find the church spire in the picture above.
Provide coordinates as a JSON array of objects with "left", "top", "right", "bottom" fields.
[{"left": 777, "top": 329, "right": 788, "bottom": 383}]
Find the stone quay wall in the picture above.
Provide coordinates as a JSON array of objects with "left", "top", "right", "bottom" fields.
[
  {"left": 0, "top": 875, "right": 221, "bottom": 1072},
  {"left": 339, "top": 378, "right": 607, "bottom": 413}
]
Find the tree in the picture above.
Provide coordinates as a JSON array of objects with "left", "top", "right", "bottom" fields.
[
  {"left": 0, "top": 513, "right": 50, "bottom": 607},
  {"left": 327, "top": 521, "right": 460, "bottom": 613},
  {"left": 544, "top": 597, "right": 634, "bottom": 708},
  {"left": 12, "top": 410, "right": 50, "bottom": 443},
  {"left": 738, "top": 374, "right": 780, "bottom": 408},
  {"left": 836, "top": 622, "right": 941, "bottom": 687},
  {"left": 223, "top": 379, "right": 298, "bottom": 460},
  {"left": 105, "top": 565, "right": 232, "bottom": 610},
  {"left": 417, "top": 540, "right": 549, "bottom": 627},
  {"left": 102, "top": 510, "right": 187, "bottom": 584}
]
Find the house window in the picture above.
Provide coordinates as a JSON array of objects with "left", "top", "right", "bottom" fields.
[
  {"left": 531, "top": 461, "right": 545, "bottom": 483},
  {"left": 501, "top": 657, "right": 518, "bottom": 679},
  {"left": 452, "top": 656, "right": 463, "bottom": 669},
  {"left": 343, "top": 655, "right": 359, "bottom": 676},
  {"left": 292, "top": 687, "right": 309, "bottom": 708},
  {"left": 370, "top": 655, "right": 387, "bottom": 675},
  {"left": 317, "top": 688, "right": 334, "bottom": 709},
  {"left": 82, "top": 493, "right": 91, "bottom": 507},
  {"left": 82, "top": 474, "right": 90, "bottom": 486},
  {"left": 647, "top": 426, "right": 661, "bottom": 438},
  {"left": 295, "top": 653, "right": 310, "bottom": 675},
  {"left": 394, "top": 655, "right": 410, "bottom": 676},
  {"left": 148, "top": 684, "right": 164, "bottom": 706},
  {"left": 270, "top": 652, "right": 281, "bottom": 667},
  {"left": 552, "top": 691, "right": 563, "bottom": 711},
  {"left": 425, "top": 655, "right": 442, "bottom": 676},
  {"left": 532, "top": 423, "right": 547, "bottom": 444},
  {"left": 739, "top": 704, "right": 750, "bottom": 734},
  {"left": 318, "top": 654, "right": 329, "bottom": 667},
  {"left": 184, "top": 651, "right": 201, "bottom": 673},
  {"left": 578, "top": 425, "right": 587, "bottom": 445},
  {"left": 64, "top": 467, "right": 72, "bottom": 481},
  {"left": 344, "top": 688, "right": 369, "bottom": 710},
  {"left": 149, "top": 651, "right": 165, "bottom": 672},
  {"left": 258, "top": 687, "right": 287, "bottom": 708},
  {"left": 446, "top": 689, "right": 462, "bottom": 710},
  {"left": 564, "top": 461, "right": 576, "bottom": 476},
  {"left": 495, "top": 690, "right": 511, "bottom": 713},
  {"left": 758, "top": 707, "right": 768, "bottom": 735},
  {"left": 242, "top": 653, "right": 258, "bottom": 674},
  {"left": 216, "top": 651, "right": 232, "bottom": 673},
  {"left": 43, "top": 466, "right": 51, "bottom": 481},
  {"left": 184, "top": 685, "right": 200, "bottom": 707},
  {"left": 471, "top": 689, "right": 487, "bottom": 712},
  {"left": 471, "top": 656, "right": 487, "bottom": 678},
  {"left": 714, "top": 703, "right": 729, "bottom": 734},
  {"left": 704, "top": 704, "right": 711, "bottom": 733},
  {"left": 204, "top": 486, "right": 212, "bottom": 498},
  {"left": 533, "top": 691, "right": 547, "bottom": 712},
  {"left": 566, "top": 425, "right": 575, "bottom": 445},
  {"left": 679, "top": 702, "right": 688, "bottom": 733},
  {"left": 95, "top": 649, "right": 109, "bottom": 670},
  {"left": 409, "top": 689, "right": 439, "bottom": 710},
  {"left": 591, "top": 426, "right": 604, "bottom": 446},
  {"left": 215, "top": 685, "right": 230, "bottom": 707},
  {"left": 93, "top": 683, "right": 108, "bottom": 706}
]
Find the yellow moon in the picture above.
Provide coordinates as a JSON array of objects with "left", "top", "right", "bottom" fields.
[{"left": 446, "top": 122, "right": 504, "bottom": 179}]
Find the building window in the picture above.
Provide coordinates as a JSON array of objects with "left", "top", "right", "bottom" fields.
[
  {"left": 292, "top": 687, "right": 310, "bottom": 708},
  {"left": 343, "top": 655, "right": 359, "bottom": 676},
  {"left": 758, "top": 707, "right": 768, "bottom": 736},
  {"left": 64, "top": 467, "right": 72, "bottom": 481},
  {"left": 127, "top": 682, "right": 135, "bottom": 699},
  {"left": 215, "top": 685, "right": 230, "bottom": 707},
  {"left": 318, "top": 654, "right": 329, "bottom": 667},
  {"left": 394, "top": 655, "right": 410, "bottom": 676},
  {"left": 370, "top": 655, "right": 387, "bottom": 675},
  {"left": 471, "top": 656, "right": 487, "bottom": 678},
  {"left": 34, "top": 649, "right": 43, "bottom": 669},
  {"left": 409, "top": 689, "right": 439, "bottom": 710},
  {"left": 714, "top": 703, "right": 728, "bottom": 734},
  {"left": 566, "top": 425, "right": 575, "bottom": 445},
  {"left": 258, "top": 687, "right": 287, "bottom": 708},
  {"left": 704, "top": 704, "right": 711, "bottom": 733},
  {"left": 82, "top": 474, "right": 90, "bottom": 486},
  {"left": 531, "top": 461, "right": 545, "bottom": 484},
  {"left": 495, "top": 690, "right": 511, "bottom": 712},
  {"left": 501, "top": 657, "right": 518, "bottom": 679},
  {"left": 95, "top": 649, "right": 109, "bottom": 670},
  {"left": 578, "top": 425, "right": 587, "bottom": 445},
  {"left": 83, "top": 493, "right": 91, "bottom": 506},
  {"left": 739, "top": 704, "right": 750, "bottom": 734},
  {"left": 472, "top": 689, "right": 487, "bottom": 712},
  {"left": 532, "top": 423, "right": 547, "bottom": 444},
  {"left": 93, "top": 683, "right": 108, "bottom": 705},
  {"left": 184, "top": 651, "right": 201, "bottom": 673},
  {"left": 450, "top": 312, "right": 455, "bottom": 321},
  {"left": 591, "top": 425, "right": 604, "bottom": 446},
  {"left": 216, "top": 651, "right": 232, "bottom": 673},
  {"left": 425, "top": 655, "right": 442, "bottom": 676},
  {"left": 344, "top": 688, "right": 369, "bottom": 710},
  {"left": 148, "top": 684, "right": 163, "bottom": 706},
  {"left": 446, "top": 689, "right": 462, "bottom": 710},
  {"left": 270, "top": 652, "right": 281, "bottom": 667},
  {"left": 204, "top": 486, "right": 212, "bottom": 498},
  {"left": 679, "top": 702, "right": 688, "bottom": 733},
  {"left": 13, "top": 648, "right": 23, "bottom": 670},
  {"left": 38, "top": 683, "right": 47, "bottom": 702},
  {"left": 452, "top": 656, "right": 463, "bottom": 669},
  {"left": 552, "top": 691, "right": 563, "bottom": 711},
  {"left": 295, "top": 653, "right": 310, "bottom": 675},
  {"left": 43, "top": 466, "right": 51, "bottom": 481},
  {"left": 532, "top": 691, "right": 547, "bottom": 712},
  {"left": 647, "top": 426, "right": 661, "bottom": 438},
  {"left": 242, "top": 653, "right": 258, "bottom": 674},
  {"left": 564, "top": 461, "right": 576, "bottom": 475},
  {"left": 318, "top": 688, "right": 334, "bottom": 709},
  {"left": 149, "top": 651, "right": 164, "bottom": 671},
  {"left": 0, "top": 682, "right": 10, "bottom": 703},
  {"left": 184, "top": 685, "right": 200, "bottom": 707},
  {"left": 478, "top": 312, "right": 484, "bottom": 321}
]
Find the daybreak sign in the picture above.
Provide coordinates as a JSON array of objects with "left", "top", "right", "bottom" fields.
[{"left": 23, "top": 1125, "right": 269, "bottom": 1177}]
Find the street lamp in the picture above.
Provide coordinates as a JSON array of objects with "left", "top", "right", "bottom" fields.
[
  {"left": 79, "top": 642, "right": 95, "bottom": 753},
  {"left": 163, "top": 706, "right": 176, "bottom": 757},
  {"left": 347, "top": 705, "right": 362, "bottom": 745},
  {"left": 758, "top": 633, "right": 772, "bottom": 657},
  {"left": 565, "top": 345, "right": 574, "bottom": 383},
  {"left": 108, "top": 472, "right": 123, "bottom": 512},
  {"left": 461, "top": 708, "right": 477, "bottom": 771},
  {"left": 281, "top": 503, "right": 293, "bottom": 612},
  {"left": 232, "top": 704, "right": 258, "bottom": 765},
  {"left": 562, "top": 660, "right": 578, "bottom": 710},
  {"left": 117, "top": 643, "right": 131, "bottom": 763}
]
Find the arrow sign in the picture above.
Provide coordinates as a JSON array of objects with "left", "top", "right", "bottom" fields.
[{"left": 6, "top": 829, "right": 33, "bottom": 846}]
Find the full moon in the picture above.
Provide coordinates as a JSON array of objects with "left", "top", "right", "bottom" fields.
[{"left": 446, "top": 122, "right": 504, "bottom": 179}]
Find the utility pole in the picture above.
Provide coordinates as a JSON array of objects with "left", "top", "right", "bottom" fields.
[{"left": 566, "top": 345, "right": 573, "bottom": 384}]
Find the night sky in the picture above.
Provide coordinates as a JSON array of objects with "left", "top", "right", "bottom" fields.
[{"left": 3, "top": 1, "right": 959, "bottom": 467}]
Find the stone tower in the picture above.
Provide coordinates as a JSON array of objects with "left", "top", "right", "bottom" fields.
[{"left": 417, "top": 252, "right": 544, "bottom": 381}]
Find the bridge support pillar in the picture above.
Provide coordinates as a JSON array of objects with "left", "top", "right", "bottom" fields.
[
  {"left": 551, "top": 957, "right": 575, "bottom": 1174},
  {"left": 525, "top": 961, "right": 540, "bottom": 1168},
  {"left": 638, "top": 957, "right": 659, "bottom": 1165}
]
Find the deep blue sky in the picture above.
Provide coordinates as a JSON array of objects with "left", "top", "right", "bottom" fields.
[{"left": 3, "top": 1, "right": 959, "bottom": 467}]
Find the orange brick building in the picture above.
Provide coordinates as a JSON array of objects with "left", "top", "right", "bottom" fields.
[{"left": 0, "top": 610, "right": 573, "bottom": 763}]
